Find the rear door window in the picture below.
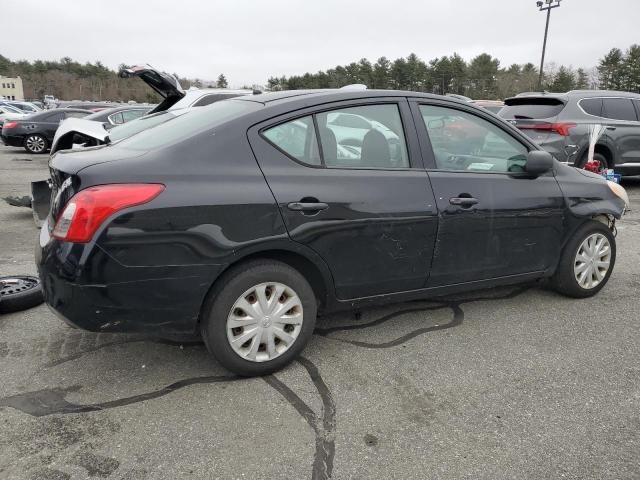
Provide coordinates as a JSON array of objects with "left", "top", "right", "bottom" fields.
[
  {"left": 108, "top": 112, "right": 125, "bottom": 124},
  {"left": 579, "top": 98, "right": 603, "bottom": 117},
  {"left": 316, "top": 104, "right": 410, "bottom": 168},
  {"left": 262, "top": 103, "right": 411, "bottom": 169},
  {"left": 262, "top": 116, "right": 320, "bottom": 166},
  {"left": 602, "top": 98, "right": 637, "bottom": 121},
  {"left": 121, "top": 109, "right": 146, "bottom": 122},
  {"left": 499, "top": 99, "right": 565, "bottom": 119}
]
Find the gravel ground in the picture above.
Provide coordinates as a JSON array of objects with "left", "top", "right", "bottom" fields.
[{"left": 0, "top": 144, "right": 639, "bottom": 480}]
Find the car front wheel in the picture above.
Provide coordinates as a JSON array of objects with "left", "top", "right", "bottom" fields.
[
  {"left": 552, "top": 220, "right": 616, "bottom": 298},
  {"left": 201, "top": 260, "right": 317, "bottom": 376}
]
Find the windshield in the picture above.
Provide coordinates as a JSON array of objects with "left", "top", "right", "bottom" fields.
[{"left": 115, "top": 100, "right": 261, "bottom": 151}]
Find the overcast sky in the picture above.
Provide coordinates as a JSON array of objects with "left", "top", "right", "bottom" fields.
[{"left": 3, "top": 0, "right": 639, "bottom": 87}]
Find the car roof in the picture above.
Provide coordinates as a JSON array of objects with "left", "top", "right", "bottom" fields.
[
  {"left": 181, "top": 88, "right": 253, "bottom": 100},
  {"left": 237, "top": 89, "right": 468, "bottom": 106},
  {"left": 566, "top": 89, "right": 640, "bottom": 99}
]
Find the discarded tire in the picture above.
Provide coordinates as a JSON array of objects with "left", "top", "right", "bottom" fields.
[{"left": 0, "top": 276, "right": 44, "bottom": 313}]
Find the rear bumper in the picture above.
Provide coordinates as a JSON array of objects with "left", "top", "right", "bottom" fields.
[
  {"left": 36, "top": 225, "right": 221, "bottom": 335},
  {"left": 1, "top": 133, "right": 24, "bottom": 147}
]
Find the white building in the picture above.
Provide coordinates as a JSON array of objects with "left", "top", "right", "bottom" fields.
[{"left": 0, "top": 76, "right": 25, "bottom": 101}]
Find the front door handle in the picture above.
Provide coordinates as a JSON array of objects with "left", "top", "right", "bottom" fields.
[
  {"left": 606, "top": 126, "right": 616, "bottom": 131},
  {"left": 287, "top": 202, "right": 329, "bottom": 212},
  {"left": 449, "top": 196, "right": 478, "bottom": 207}
]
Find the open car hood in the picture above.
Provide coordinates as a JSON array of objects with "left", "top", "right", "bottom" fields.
[
  {"left": 50, "top": 118, "right": 110, "bottom": 155},
  {"left": 118, "top": 65, "right": 185, "bottom": 113}
]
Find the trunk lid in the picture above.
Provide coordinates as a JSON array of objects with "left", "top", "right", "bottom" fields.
[
  {"left": 499, "top": 95, "right": 568, "bottom": 142},
  {"left": 118, "top": 65, "right": 185, "bottom": 113}
]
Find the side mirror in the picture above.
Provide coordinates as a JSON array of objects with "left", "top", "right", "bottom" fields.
[{"left": 526, "top": 150, "right": 554, "bottom": 176}]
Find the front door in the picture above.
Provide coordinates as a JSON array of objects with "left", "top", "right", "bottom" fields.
[
  {"left": 411, "top": 100, "right": 566, "bottom": 286},
  {"left": 249, "top": 99, "right": 438, "bottom": 300}
]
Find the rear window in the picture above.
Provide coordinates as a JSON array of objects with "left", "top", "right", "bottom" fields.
[
  {"left": 602, "top": 98, "right": 637, "bottom": 121},
  {"left": 499, "top": 98, "right": 565, "bottom": 119},
  {"left": 115, "top": 100, "right": 260, "bottom": 151}
]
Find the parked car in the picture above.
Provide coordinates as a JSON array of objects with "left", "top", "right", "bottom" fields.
[
  {"left": 499, "top": 90, "right": 640, "bottom": 176},
  {"left": 0, "top": 104, "right": 29, "bottom": 127},
  {"left": 119, "top": 65, "right": 253, "bottom": 112},
  {"left": 471, "top": 99, "right": 504, "bottom": 113},
  {"left": 55, "top": 101, "right": 116, "bottom": 112},
  {"left": 1, "top": 108, "right": 91, "bottom": 153},
  {"left": 1, "top": 101, "right": 42, "bottom": 114},
  {"left": 37, "top": 90, "right": 629, "bottom": 376},
  {"left": 82, "top": 105, "right": 153, "bottom": 129}
]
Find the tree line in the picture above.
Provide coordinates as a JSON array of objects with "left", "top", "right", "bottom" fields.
[
  {"left": 0, "top": 55, "right": 231, "bottom": 102},
  {"left": 268, "top": 45, "right": 640, "bottom": 99},
  {"left": 1, "top": 44, "right": 639, "bottom": 102}
]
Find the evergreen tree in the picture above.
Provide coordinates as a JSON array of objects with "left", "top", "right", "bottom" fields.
[
  {"left": 622, "top": 44, "right": 640, "bottom": 92},
  {"left": 575, "top": 68, "right": 589, "bottom": 89},
  {"left": 216, "top": 74, "right": 228, "bottom": 88},
  {"left": 598, "top": 48, "right": 624, "bottom": 90},
  {"left": 372, "top": 57, "right": 391, "bottom": 89},
  {"left": 468, "top": 53, "right": 500, "bottom": 98},
  {"left": 550, "top": 66, "right": 576, "bottom": 92}
]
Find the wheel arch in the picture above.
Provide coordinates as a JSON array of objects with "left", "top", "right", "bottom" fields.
[
  {"left": 197, "top": 246, "right": 335, "bottom": 330},
  {"left": 577, "top": 142, "right": 614, "bottom": 168}
]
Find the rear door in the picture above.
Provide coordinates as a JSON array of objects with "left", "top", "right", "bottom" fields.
[
  {"left": 599, "top": 97, "right": 640, "bottom": 164},
  {"left": 248, "top": 98, "right": 439, "bottom": 300},
  {"left": 412, "top": 99, "right": 565, "bottom": 286}
]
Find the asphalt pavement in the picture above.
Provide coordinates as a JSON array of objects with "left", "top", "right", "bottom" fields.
[{"left": 0, "top": 144, "right": 638, "bottom": 480}]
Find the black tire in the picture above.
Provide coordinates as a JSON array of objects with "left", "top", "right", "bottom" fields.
[
  {"left": 551, "top": 221, "right": 616, "bottom": 298},
  {"left": 200, "top": 260, "right": 317, "bottom": 376},
  {"left": 0, "top": 276, "right": 44, "bottom": 313},
  {"left": 23, "top": 134, "right": 48, "bottom": 154}
]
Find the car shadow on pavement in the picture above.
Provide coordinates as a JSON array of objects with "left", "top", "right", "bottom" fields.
[{"left": 0, "top": 284, "right": 533, "bottom": 480}]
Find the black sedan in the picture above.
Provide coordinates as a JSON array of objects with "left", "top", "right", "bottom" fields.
[
  {"left": 36, "top": 90, "right": 629, "bottom": 376},
  {"left": 1, "top": 108, "right": 92, "bottom": 153}
]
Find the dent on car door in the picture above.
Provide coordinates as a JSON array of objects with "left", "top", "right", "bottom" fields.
[
  {"left": 249, "top": 100, "right": 439, "bottom": 299},
  {"left": 411, "top": 101, "right": 566, "bottom": 286}
]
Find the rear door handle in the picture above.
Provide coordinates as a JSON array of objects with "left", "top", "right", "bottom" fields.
[
  {"left": 606, "top": 127, "right": 616, "bottom": 131},
  {"left": 287, "top": 202, "right": 329, "bottom": 212},
  {"left": 449, "top": 197, "right": 478, "bottom": 207}
]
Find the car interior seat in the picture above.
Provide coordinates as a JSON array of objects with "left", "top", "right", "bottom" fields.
[{"left": 361, "top": 129, "right": 390, "bottom": 168}]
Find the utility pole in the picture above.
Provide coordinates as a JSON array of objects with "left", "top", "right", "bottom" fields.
[{"left": 537, "top": 0, "right": 562, "bottom": 90}]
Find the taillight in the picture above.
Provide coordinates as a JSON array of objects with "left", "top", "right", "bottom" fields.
[
  {"left": 2, "top": 121, "right": 18, "bottom": 129},
  {"left": 517, "top": 122, "right": 576, "bottom": 136},
  {"left": 52, "top": 183, "right": 165, "bottom": 243}
]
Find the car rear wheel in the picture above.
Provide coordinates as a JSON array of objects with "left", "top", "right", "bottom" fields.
[
  {"left": 0, "top": 276, "right": 44, "bottom": 313},
  {"left": 24, "top": 134, "right": 48, "bottom": 154},
  {"left": 201, "top": 260, "right": 317, "bottom": 376},
  {"left": 578, "top": 152, "right": 608, "bottom": 174},
  {"left": 551, "top": 221, "right": 616, "bottom": 298}
]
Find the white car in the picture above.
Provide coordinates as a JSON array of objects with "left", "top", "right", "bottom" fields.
[
  {"left": 118, "top": 65, "right": 253, "bottom": 113},
  {"left": 0, "top": 105, "right": 28, "bottom": 126}
]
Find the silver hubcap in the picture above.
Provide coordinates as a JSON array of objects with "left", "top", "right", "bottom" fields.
[
  {"left": 574, "top": 233, "right": 611, "bottom": 289},
  {"left": 226, "top": 282, "right": 303, "bottom": 362},
  {"left": 26, "top": 136, "right": 45, "bottom": 152}
]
